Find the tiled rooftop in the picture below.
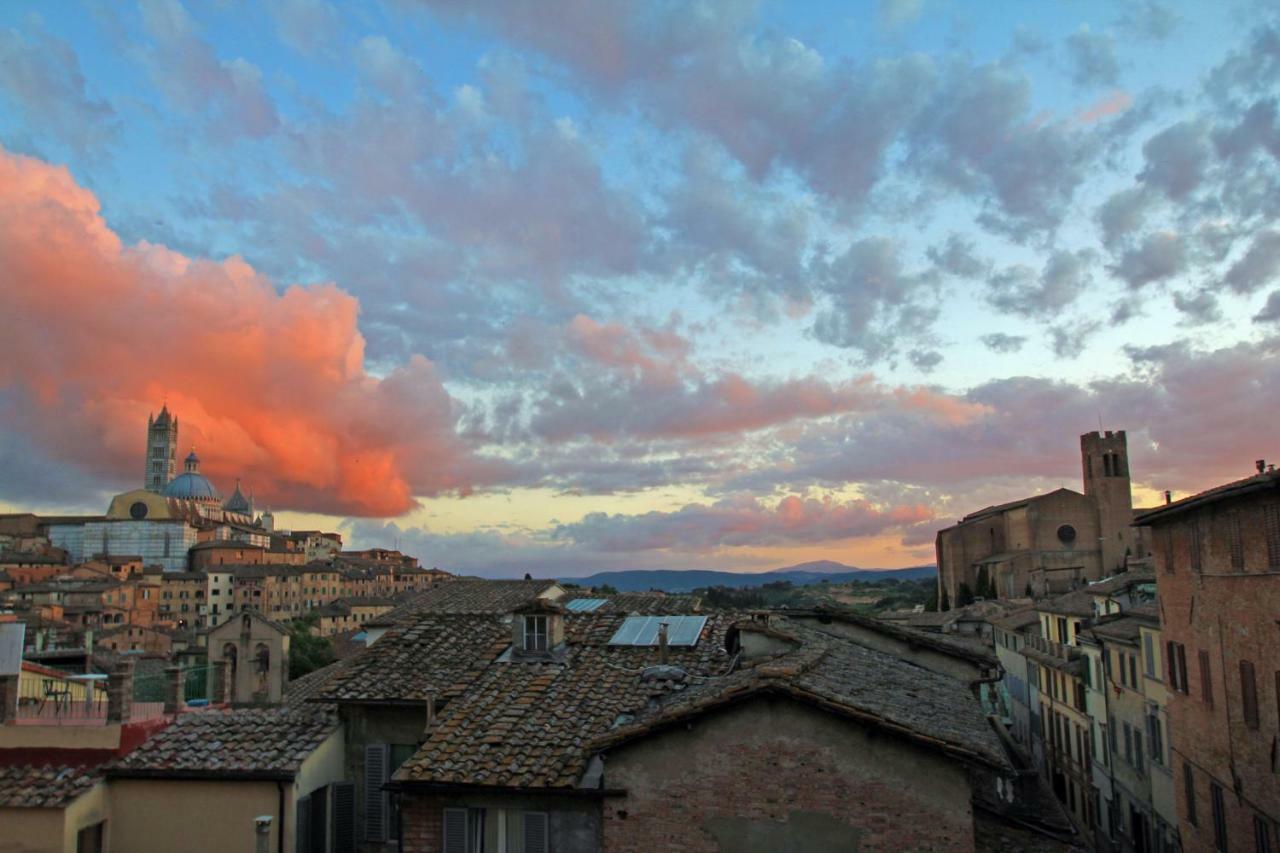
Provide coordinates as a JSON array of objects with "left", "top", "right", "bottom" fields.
[
  {"left": 595, "top": 618, "right": 1009, "bottom": 771},
  {"left": 393, "top": 611, "right": 735, "bottom": 788},
  {"left": 107, "top": 706, "right": 338, "bottom": 780},
  {"left": 368, "top": 579, "right": 562, "bottom": 625},
  {"left": 316, "top": 612, "right": 513, "bottom": 703},
  {"left": 0, "top": 765, "right": 98, "bottom": 808}
]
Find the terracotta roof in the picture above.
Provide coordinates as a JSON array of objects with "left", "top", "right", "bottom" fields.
[
  {"left": 593, "top": 618, "right": 1009, "bottom": 772},
  {"left": 1086, "top": 569, "right": 1156, "bottom": 596},
  {"left": 107, "top": 707, "right": 337, "bottom": 780},
  {"left": 793, "top": 606, "right": 998, "bottom": 668},
  {"left": 0, "top": 765, "right": 99, "bottom": 807},
  {"left": 989, "top": 607, "right": 1041, "bottom": 633},
  {"left": 316, "top": 612, "right": 513, "bottom": 703},
  {"left": 393, "top": 612, "right": 735, "bottom": 789},
  {"left": 1035, "top": 590, "right": 1095, "bottom": 618},
  {"left": 368, "top": 579, "right": 562, "bottom": 625},
  {"left": 959, "top": 487, "right": 1080, "bottom": 523},
  {"left": 284, "top": 661, "right": 344, "bottom": 708},
  {"left": 1135, "top": 469, "right": 1280, "bottom": 525},
  {"left": 595, "top": 592, "right": 701, "bottom": 614}
]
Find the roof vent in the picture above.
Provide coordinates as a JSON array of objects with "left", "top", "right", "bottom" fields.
[
  {"left": 640, "top": 665, "right": 687, "bottom": 682},
  {"left": 1257, "top": 459, "right": 1267, "bottom": 474}
]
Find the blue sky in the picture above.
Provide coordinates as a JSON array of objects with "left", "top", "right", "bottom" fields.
[{"left": 1, "top": 0, "right": 1277, "bottom": 576}]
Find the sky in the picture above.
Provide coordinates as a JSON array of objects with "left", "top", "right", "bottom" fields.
[{"left": 0, "top": 0, "right": 1278, "bottom": 578}]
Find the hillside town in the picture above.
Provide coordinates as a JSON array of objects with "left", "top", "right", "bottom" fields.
[{"left": 1, "top": 410, "right": 1276, "bottom": 853}]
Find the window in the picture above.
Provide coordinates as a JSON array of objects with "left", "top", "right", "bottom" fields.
[
  {"left": 1211, "top": 783, "right": 1228, "bottom": 851},
  {"left": 1190, "top": 522, "right": 1203, "bottom": 573},
  {"left": 1123, "top": 723, "right": 1133, "bottom": 765},
  {"left": 1229, "top": 512, "right": 1245, "bottom": 570},
  {"left": 1144, "top": 634, "right": 1156, "bottom": 678},
  {"left": 1241, "top": 660, "right": 1259, "bottom": 729},
  {"left": 1148, "top": 711, "right": 1164, "bottom": 767},
  {"left": 1057, "top": 617, "right": 1069, "bottom": 643},
  {"left": 1129, "top": 654, "right": 1138, "bottom": 689},
  {"left": 1168, "top": 642, "right": 1189, "bottom": 694},
  {"left": 76, "top": 821, "right": 105, "bottom": 853},
  {"left": 1184, "top": 763, "right": 1197, "bottom": 826},
  {"left": 1201, "top": 650, "right": 1214, "bottom": 707},
  {"left": 1266, "top": 503, "right": 1280, "bottom": 570},
  {"left": 523, "top": 615, "right": 548, "bottom": 652},
  {"left": 443, "top": 808, "right": 548, "bottom": 853}
]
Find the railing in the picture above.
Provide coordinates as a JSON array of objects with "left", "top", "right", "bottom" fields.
[{"left": 16, "top": 672, "right": 108, "bottom": 725}]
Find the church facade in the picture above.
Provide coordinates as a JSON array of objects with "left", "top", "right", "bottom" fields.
[{"left": 935, "top": 430, "right": 1152, "bottom": 603}]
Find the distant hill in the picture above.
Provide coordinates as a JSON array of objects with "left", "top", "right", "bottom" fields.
[{"left": 563, "top": 562, "right": 936, "bottom": 593}]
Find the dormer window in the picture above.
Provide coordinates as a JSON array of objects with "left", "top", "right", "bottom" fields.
[{"left": 523, "top": 615, "right": 548, "bottom": 652}]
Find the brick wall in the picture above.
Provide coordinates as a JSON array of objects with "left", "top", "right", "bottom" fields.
[
  {"left": 400, "top": 797, "right": 442, "bottom": 853},
  {"left": 601, "top": 694, "right": 977, "bottom": 853},
  {"left": 1150, "top": 486, "right": 1280, "bottom": 852}
]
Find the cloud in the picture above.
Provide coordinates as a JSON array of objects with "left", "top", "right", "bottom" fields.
[
  {"left": 1066, "top": 26, "right": 1120, "bottom": 88},
  {"left": 1255, "top": 290, "right": 1280, "bottom": 324},
  {"left": 1111, "top": 231, "right": 1188, "bottom": 287},
  {"left": 0, "top": 146, "right": 505, "bottom": 516},
  {"left": 1049, "top": 319, "right": 1103, "bottom": 359},
  {"left": 1139, "top": 120, "right": 1211, "bottom": 199},
  {"left": 1096, "top": 186, "right": 1152, "bottom": 249},
  {"left": 267, "top": 0, "right": 339, "bottom": 56},
  {"left": 1172, "top": 289, "right": 1221, "bottom": 324},
  {"left": 137, "top": 0, "right": 279, "bottom": 138},
  {"left": 987, "top": 249, "right": 1095, "bottom": 319},
  {"left": 1076, "top": 90, "right": 1133, "bottom": 124},
  {"left": 1224, "top": 230, "right": 1280, "bottom": 294},
  {"left": 0, "top": 23, "right": 115, "bottom": 158},
  {"left": 553, "top": 494, "right": 933, "bottom": 552},
  {"left": 980, "top": 333, "right": 1027, "bottom": 354},
  {"left": 811, "top": 237, "right": 939, "bottom": 360},
  {"left": 927, "top": 233, "right": 989, "bottom": 279},
  {"left": 1116, "top": 2, "right": 1179, "bottom": 41},
  {"left": 879, "top": 0, "right": 924, "bottom": 29}
]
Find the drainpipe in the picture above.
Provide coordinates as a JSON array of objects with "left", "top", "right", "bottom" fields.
[{"left": 276, "top": 781, "right": 286, "bottom": 853}]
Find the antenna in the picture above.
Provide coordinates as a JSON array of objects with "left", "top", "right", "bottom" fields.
[{"left": 1097, "top": 412, "right": 1103, "bottom": 433}]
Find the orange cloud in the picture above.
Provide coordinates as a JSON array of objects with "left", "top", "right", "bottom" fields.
[
  {"left": 0, "top": 147, "right": 502, "bottom": 516},
  {"left": 1076, "top": 90, "right": 1133, "bottom": 124}
]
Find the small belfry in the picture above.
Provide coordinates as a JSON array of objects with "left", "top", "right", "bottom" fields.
[{"left": 144, "top": 403, "right": 179, "bottom": 493}]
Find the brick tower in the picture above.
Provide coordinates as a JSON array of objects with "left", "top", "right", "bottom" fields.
[
  {"left": 145, "top": 404, "right": 179, "bottom": 493},
  {"left": 1080, "top": 430, "right": 1137, "bottom": 575}
]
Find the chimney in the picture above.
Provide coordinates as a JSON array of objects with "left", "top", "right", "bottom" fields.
[
  {"left": 1257, "top": 459, "right": 1267, "bottom": 474},
  {"left": 164, "top": 665, "right": 184, "bottom": 715},
  {"left": 107, "top": 659, "right": 135, "bottom": 723},
  {"left": 658, "top": 621, "right": 669, "bottom": 665},
  {"left": 1164, "top": 490, "right": 1172, "bottom": 505}
]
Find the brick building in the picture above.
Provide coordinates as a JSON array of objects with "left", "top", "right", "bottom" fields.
[
  {"left": 937, "top": 430, "right": 1150, "bottom": 604},
  {"left": 1136, "top": 465, "right": 1280, "bottom": 853}
]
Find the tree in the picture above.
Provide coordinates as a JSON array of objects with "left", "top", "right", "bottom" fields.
[
  {"left": 940, "top": 586, "right": 951, "bottom": 612},
  {"left": 924, "top": 590, "right": 939, "bottom": 612},
  {"left": 595, "top": 583, "right": 619, "bottom": 595},
  {"left": 957, "top": 582, "right": 975, "bottom": 607},
  {"left": 975, "top": 567, "right": 989, "bottom": 600},
  {"left": 287, "top": 612, "right": 335, "bottom": 679}
]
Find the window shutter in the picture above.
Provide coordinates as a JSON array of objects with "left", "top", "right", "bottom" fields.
[
  {"left": 332, "top": 782, "right": 356, "bottom": 853},
  {"left": 1265, "top": 504, "right": 1280, "bottom": 569},
  {"left": 1166, "top": 642, "right": 1178, "bottom": 690},
  {"left": 1177, "top": 644, "right": 1189, "bottom": 695},
  {"left": 296, "top": 794, "right": 311, "bottom": 853},
  {"left": 1198, "top": 649, "right": 1213, "bottom": 706},
  {"left": 1241, "top": 660, "right": 1259, "bottom": 729},
  {"left": 310, "top": 786, "right": 329, "bottom": 853},
  {"left": 364, "top": 744, "right": 390, "bottom": 842},
  {"left": 523, "top": 811, "right": 549, "bottom": 853},
  {"left": 443, "top": 808, "right": 468, "bottom": 853}
]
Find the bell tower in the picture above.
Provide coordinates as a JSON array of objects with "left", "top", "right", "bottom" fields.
[
  {"left": 145, "top": 404, "right": 179, "bottom": 493},
  {"left": 1081, "top": 429, "right": 1136, "bottom": 575}
]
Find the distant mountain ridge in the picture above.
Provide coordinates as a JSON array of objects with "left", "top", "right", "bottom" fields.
[{"left": 563, "top": 561, "right": 936, "bottom": 593}]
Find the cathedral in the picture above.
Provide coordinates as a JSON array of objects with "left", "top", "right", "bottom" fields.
[{"left": 47, "top": 405, "right": 268, "bottom": 570}]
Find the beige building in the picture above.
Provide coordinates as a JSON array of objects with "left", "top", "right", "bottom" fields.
[{"left": 0, "top": 765, "right": 109, "bottom": 853}]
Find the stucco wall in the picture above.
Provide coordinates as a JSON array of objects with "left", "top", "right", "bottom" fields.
[
  {"left": 601, "top": 694, "right": 978, "bottom": 852},
  {"left": 0, "top": 808, "right": 65, "bottom": 853},
  {"left": 109, "top": 778, "right": 281, "bottom": 853}
]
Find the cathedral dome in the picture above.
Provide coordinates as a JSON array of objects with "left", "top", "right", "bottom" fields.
[{"left": 164, "top": 472, "right": 221, "bottom": 502}]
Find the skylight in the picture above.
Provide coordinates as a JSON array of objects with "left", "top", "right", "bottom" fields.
[
  {"left": 565, "top": 598, "right": 607, "bottom": 612},
  {"left": 608, "top": 615, "right": 707, "bottom": 647}
]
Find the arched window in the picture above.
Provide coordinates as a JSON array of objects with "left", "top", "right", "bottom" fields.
[
  {"left": 223, "top": 643, "right": 238, "bottom": 680},
  {"left": 254, "top": 643, "right": 270, "bottom": 676}
]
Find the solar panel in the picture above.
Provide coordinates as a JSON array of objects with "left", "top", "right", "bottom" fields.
[
  {"left": 607, "top": 615, "right": 707, "bottom": 647},
  {"left": 565, "top": 598, "right": 607, "bottom": 613}
]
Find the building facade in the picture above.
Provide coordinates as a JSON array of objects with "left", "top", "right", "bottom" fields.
[{"left": 1138, "top": 467, "right": 1280, "bottom": 853}]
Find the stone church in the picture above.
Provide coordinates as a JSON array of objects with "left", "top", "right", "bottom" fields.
[{"left": 936, "top": 430, "right": 1152, "bottom": 603}]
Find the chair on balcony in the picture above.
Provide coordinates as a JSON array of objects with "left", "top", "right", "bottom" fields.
[{"left": 40, "top": 678, "right": 73, "bottom": 716}]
